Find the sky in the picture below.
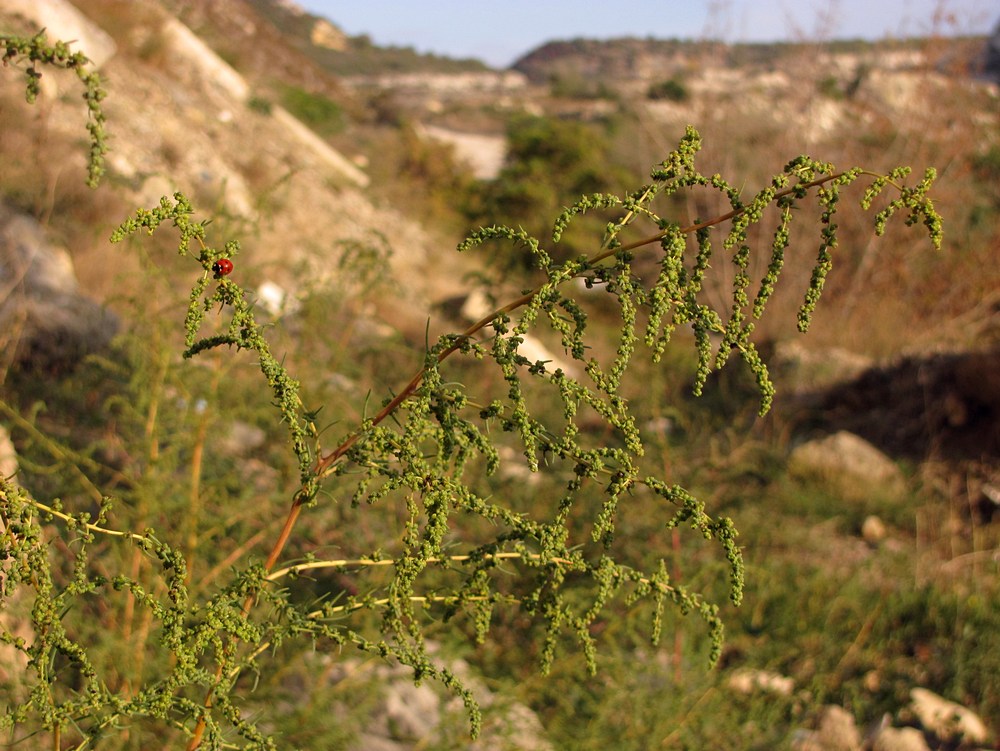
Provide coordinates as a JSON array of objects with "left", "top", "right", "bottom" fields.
[{"left": 296, "top": 0, "right": 996, "bottom": 69}]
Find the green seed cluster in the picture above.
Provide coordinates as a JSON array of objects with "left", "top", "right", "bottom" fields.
[{"left": 1, "top": 31, "right": 108, "bottom": 187}]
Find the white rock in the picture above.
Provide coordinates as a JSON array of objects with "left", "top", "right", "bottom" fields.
[
  {"left": 459, "top": 290, "right": 579, "bottom": 377},
  {"left": 0, "top": 426, "right": 16, "bottom": 481},
  {"left": 909, "top": 687, "right": 988, "bottom": 745},
  {"left": 728, "top": 668, "right": 794, "bottom": 696},
  {"left": 872, "top": 726, "right": 931, "bottom": 751},
  {"left": 789, "top": 431, "right": 905, "bottom": 498},
  {"left": 417, "top": 124, "right": 507, "bottom": 180},
  {"left": 255, "top": 281, "right": 300, "bottom": 317},
  {"left": 772, "top": 340, "right": 873, "bottom": 392},
  {"left": 383, "top": 680, "right": 440, "bottom": 740},
  {"left": 861, "top": 515, "right": 888, "bottom": 545},
  {"left": 815, "top": 705, "right": 861, "bottom": 751},
  {"left": 160, "top": 18, "right": 248, "bottom": 100}
]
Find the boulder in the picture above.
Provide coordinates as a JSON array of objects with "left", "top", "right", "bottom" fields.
[
  {"left": 773, "top": 340, "right": 873, "bottom": 394},
  {"left": 727, "top": 668, "right": 794, "bottom": 696},
  {"left": 0, "top": 203, "right": 119, "bottom": 373},
  {"left": 861, "top": 514, "right": 888, "bottom": 545},
  {"left": 790, "top": 706, "right": 861, "bottom": 751},
  {"left": 909, "top": 687, "right": 988, "bottom": 746},
  {"left": 0, "top": 425, "right": 16, "bottom": 481},
  {"left": 815, "top": 705, "right": 861, "bottom": 751},
  {"left": 789, "top": 431, "right": 905, "bottom": 500},
  {"left": 305, "top": 650, "right": 552, "bottom": 751},
  {"left": 872, "top": 727, "right": 931, "bottom": 751}
]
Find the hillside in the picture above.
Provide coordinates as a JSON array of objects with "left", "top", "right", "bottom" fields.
[
  {"left": 0, "top": 0, "right": 481, "bottom": 343},
  {"left": 1, "top": 2, "right": 998, "bottom": 750}
]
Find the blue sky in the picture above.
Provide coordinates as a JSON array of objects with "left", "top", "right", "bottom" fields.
[{"left": 297, "top": 0, "right": 995, "bottom": 68}]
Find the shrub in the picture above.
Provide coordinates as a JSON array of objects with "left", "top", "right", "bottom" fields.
[
  {"left": 647, "top": 77, "right": 689, "bottom": 102},
  {"left": 0, "top": 32, "right": 943, "bottom": 750},
  {"left": 247, "top": 95, "right": 273, "bottom": 115},
  {"left": 280, "top": 84, "right": 344, "bottom": 136}
]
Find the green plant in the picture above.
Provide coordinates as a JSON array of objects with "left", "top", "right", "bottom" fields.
[
  {"left": 0, "top": 31, "right": 107, "bottom": 187},
  {"left": 647, "top": 77, "right": 689, "bottom": 102},
  {"left": 466, "top": 113, "right": 632, "bottom": 272},
  {"left": 549, "top": 73, "right": 617, "bottom": 100},
  {"left": 280, "top": 85, "right": 344, "bottom": 136},
  {"left": 247, "top": 95, "right": 273, "bottom": 116},
  {"left": 0, "top": 33, "right": 944, "bottom": 750}
]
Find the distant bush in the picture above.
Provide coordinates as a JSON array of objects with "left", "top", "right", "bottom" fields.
[
  {"left": 550, "top": 73, "right": 618, "bottom": 100},
  {"left": 246, "top": 95, "right": 273, "bottom": 115},
  {"left": 647, "top": 77, "right": 689, "bottom": 102},
  {"left": 466, "top": 113, "right": 632, "bottom": 271},
  {"left": 280, "top": 84, "right": 344, "bottom": 136},
  {"left": 817, "top": 75, "right": 844, "bottom": 99}
]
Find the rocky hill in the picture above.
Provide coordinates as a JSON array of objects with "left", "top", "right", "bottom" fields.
[
  {"left": 0, "top": 0, "right": 482, "bottom": 349},
  {"left": 2, "top": 0, "right": 997, "bottom": 387}
]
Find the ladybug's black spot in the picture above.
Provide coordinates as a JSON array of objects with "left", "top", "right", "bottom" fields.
[{"left": 212, "top": 258, "right": 233, "bottom": 277}]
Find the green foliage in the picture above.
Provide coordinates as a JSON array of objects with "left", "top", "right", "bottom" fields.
[
  {"left": 0, "top": 33, "right": 947, "bottom": 750},
  {"left": 647, "top": 77, "right": 689, "bottom": 102},
  {"left": 247, "top": 95, "right": 273, "bottom": 116},
  {"left": 549, "top": 73, "right": 618, "bottom": 100},
  {"left": 280, "top": 85, "right": 344, "bottom": 136},
  {"left": 467, "top": 114, "right": 632, "bottom": 271},
  {"left": 817, "top": 65, "right": 869, "bottom": 100}
]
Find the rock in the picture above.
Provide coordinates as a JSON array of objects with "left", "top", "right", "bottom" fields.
[
  {"left": 773, "top": 340, "right": 874, "bottom": 393},
  {"left": 473, "top": 702, "right": 550, "bottom": 751},
  {"left": 495, "top": 445, "right": 542, "bottom": 486},
  {"left": 311, "top": 19, "right": 347, "bottom": 51},
  {"left": 381, "top": 678, "right": 440, "bottom": 741},
  {"left": 816, "top": 706, "right": 861, "bottom": 751},
  {"left": 305, "top": 650, "right": 552, "bottom": 751},
  {"left": 908, "top": 687, "right": 988, "bottom": 746},
  {"left": 417, "top": 124, "right": 507, "bottom": 180},
  {"left": 791, "top": 706, "right": 862, "bottom": 751},
  {"left": 271, "top": 106, "right": 370, "bottom": 187},
  {"left": 0, "top": 203, "right": 119, "bottom": 373},
  {"left": 872, "top": 726, "right": 931, "bottom": 751},
  {"left": 218, "top": 421, "right": 268, "bottom": 456},
  {"left": 159, "top": 16, "right": 249, "bottom": 100},
  {"left": 788, "top": 431, "right": 905, "bottom": 500},
  {"left": 727, "top": 668, "right": 794, "bottom": 696},
  {"left": 0, "top": 426, "right": 17, "bottom": 482},
  {"left": 790, "top": 730, "right": 827, "bottom": 751},
  {"left": 458, "top": 289, "right": 580, "bottom": 378},
  {"left": 349, "top": 733, "right": 402, "bottom": 751},
  {"left": 254, "top": 281, "right": 300, "bottom": 317},
  {"left": 861, "top": 515, "right": 888, "bottom": 545},
  {"left": 803, "top": 350, "right": 1000, "bottom": 462}
]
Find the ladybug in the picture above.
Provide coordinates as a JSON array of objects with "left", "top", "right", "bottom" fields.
[{"left": 212, "top": 258, "right": 234, "bottom": 278}]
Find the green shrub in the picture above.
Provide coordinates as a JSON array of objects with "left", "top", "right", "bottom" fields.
[
  {"left": 466, "top": 113, "right": 632, "bottom": 272},
  {"left": 0, "top": 32, "right": 946, "bottom": 750},
  {"left": 280, "top": 84, "right": 344, "bottom": 136},
  {"left": 647, "top": 77, "right": 689, "bottom": 102},
  {"left": 247, "top": 95, "right": 273, "bottom": 115}
]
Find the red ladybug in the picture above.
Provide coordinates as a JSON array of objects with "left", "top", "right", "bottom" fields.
[{"left": 212, "top": 258, "right": 234, "bottom": 277}]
